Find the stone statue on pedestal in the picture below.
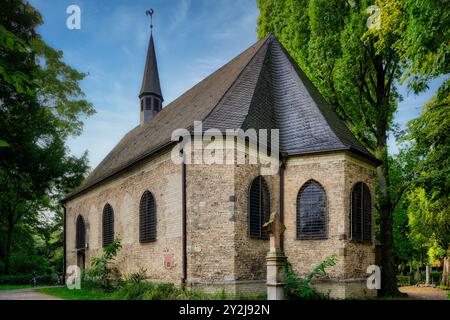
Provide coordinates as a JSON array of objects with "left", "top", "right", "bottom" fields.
[{"left": 263, "top": 211, "right": 287, "bottom": 300}]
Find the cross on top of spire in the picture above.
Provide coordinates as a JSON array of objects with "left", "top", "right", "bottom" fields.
[{"left": 146, "top": 8, "right": 154, "bottom": 32}]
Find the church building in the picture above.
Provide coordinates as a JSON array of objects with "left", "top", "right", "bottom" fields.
[{"left": 63, "top": 23, "right": 380, "bottom": 298}]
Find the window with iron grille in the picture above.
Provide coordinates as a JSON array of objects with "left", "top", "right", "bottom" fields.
[
  {"left": 139, "top": 191, "right": 156, "bottom": 243},
  {"left": 350, "top": 182, "right": 372, "bottom": 243},
  {"left": 76, "top": 215, "right": 86, "bottom": 251},
  {"left": 248, "top": 176, "right": 270, "bottom": 239},
  {"left": 296, "top": 180, "right": 327, "bottom": 240},
  {"left": 102, "top": 203, "right": 114, "bottom": 247}
]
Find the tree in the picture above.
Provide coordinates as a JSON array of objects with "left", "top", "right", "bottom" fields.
[
  {"left": 404, "top": 80, "right": 450, "bottom": 258},
  {"left": 256, "top": 0, "right": 448, "bottom": 295},
  {"left": 0, "top": 0, "right": 94, "bottom": 274},
  {"left": 257, "top": 0, "right": 403, "bottom": 295}
]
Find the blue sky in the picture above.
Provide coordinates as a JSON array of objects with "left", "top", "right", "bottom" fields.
[{"left": 29, "top": 0, "right": 442, "bottom": 169}]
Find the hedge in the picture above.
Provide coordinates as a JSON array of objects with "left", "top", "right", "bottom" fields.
[{"left": 0, "top": 274, "right": 56, "bottom": 285}]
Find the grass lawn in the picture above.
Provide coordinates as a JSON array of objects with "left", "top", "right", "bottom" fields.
[{"left": 38, "top": 286, "right": 115, "bottom": 300}]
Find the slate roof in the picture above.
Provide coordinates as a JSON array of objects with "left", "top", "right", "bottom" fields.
[
  {"left": 64, "top": 34, "right": 378, "bottom": 202},
  {"left": 140, "top": 33, "right": 163, "bottom": 99}
]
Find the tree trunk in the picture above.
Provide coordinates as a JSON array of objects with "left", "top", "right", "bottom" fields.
[
  {"left": 376, "top": 133, "right": 402, "bottom": 296},
  {"left": 442, "top": 257, "right": 449, "bottom": 286},
  {"left": 3, "top": 215, "right": 14, "bottom": 275}
]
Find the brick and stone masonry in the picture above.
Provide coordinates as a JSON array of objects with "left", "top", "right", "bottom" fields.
[{"left": 65, "top": 145, "right": 377, "bottom": 298}]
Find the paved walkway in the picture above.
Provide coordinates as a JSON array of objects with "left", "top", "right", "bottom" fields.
[
  {"left": 399, "top": 286, "right": 449, "bottom": 300},
  {"left": 0, "top": 288, "right": 61, "bottom": 300}
]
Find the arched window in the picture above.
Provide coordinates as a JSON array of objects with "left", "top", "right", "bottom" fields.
[
  {"left": 76, "top": 215, "right": 86, "bottom": 251},
  {"left": 248, "top": 176, "right": 270, "bottom": 239},
  {"left": 139, "top": 191, "right": 156, "bottom": 243},
  {"left": 296, "top": 180, "right": 327, "bottom": 240},
  {"left": 102, "top": 203, "right": 114, "bottom": 247},
  {"left": 350, "top": 182, "right": 372, "bottom": 242}
]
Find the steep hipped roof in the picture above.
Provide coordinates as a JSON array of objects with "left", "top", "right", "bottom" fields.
[
  {"left": 139, "top": 33, "right": 163, "bottom": 99},
  {"left": 64, "top": 35, "right": 378, "bottom": 201}
]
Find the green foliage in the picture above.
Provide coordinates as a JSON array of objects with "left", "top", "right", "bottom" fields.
[
  {"left": 85, "top": 238, "right": 122, "bottom": 292},
  {"left": 0, "top": 25, "right": 36, "bottom": 95},
  {"left": 0, "top": 273, "right": 55, "bottom": 285},
  {"left": 285, "top": 255, "right": 336, "bottom": 300},
  {"left": 114, "top": 280, "right": 154, "bottom": 300},
  {"left": 407, "top": 188, "right": 449, "bottom": 262},
  {"left": 0, "top": 0, "right": 93, "bottom": 275},
  {"left": 38, "top": 285, "right": 116, "bottom": 300},
  {"left": 257, "top": 0, "right": 449, "bottom": 295},
  {"left": 109, "top": 268, "right": 236, "bottom": 300},
  {"left": 9, "top": 251, "right": 49, "bottom": 275}
]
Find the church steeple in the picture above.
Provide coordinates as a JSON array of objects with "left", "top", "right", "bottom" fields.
[{"left": 139, "top": 9, "right": 163, "bottom": 126}]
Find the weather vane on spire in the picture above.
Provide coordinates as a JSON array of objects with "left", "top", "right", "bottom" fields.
[{"left": 146, "top": 8, "right": 154, "bottom": 32}]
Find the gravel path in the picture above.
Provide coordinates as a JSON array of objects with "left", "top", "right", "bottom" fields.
[
  {"left": 0, "top": 288, "right": 62, "bottom": 300},
  {"left": 399, "top": 286, "right": 449, "bottom": 300}
]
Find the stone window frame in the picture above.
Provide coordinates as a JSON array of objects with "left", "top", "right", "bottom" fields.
[
  {"left": 247, "top": 175, "right": 271, "bottom": 240},
  {"left": 296, "top": 179, "right": 328, "bottom": 240},
  {"left": 102, "top": 203, "right": 115, "bottom": 247},
  {"left": 349, "top": 181, "right": 372, "bottom": 243},
  {"left": 139, "top": 190, "right": 157, "bottom": 243}
]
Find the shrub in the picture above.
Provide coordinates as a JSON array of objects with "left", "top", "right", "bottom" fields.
[
  {"left": 9, "top": 251, "right": 50, "bottom": 275},
  {"left": 114, "top": 281, "right": 154, "bottom": 300},
  {"left": 397, "top": 274, "right": 411, "bottom": 286},
  {"left": 285, "top": 255, "right": 337, "bottom": 300},
  {"left": 85, "top": 238, "right": 122, "bottom": 292}
]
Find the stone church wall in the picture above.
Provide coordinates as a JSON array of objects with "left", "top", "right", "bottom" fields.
[
  {"left": 65, "top": 149, "right": 183, "bottom": 284},
  {"left": 283, "top": 152, "right": 377, "bottom": 298},
  {"left": 66, "top": 145, "right": 377, "bottom": 298}
]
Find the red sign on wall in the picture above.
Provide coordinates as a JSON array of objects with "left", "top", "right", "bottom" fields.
[{"left": 163, "top": 254, "right": 174, "bottom": 269}]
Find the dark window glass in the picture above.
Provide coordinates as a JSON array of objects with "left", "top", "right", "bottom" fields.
[
  {"left": 350, "top": 182, "right": 372, "bottom": 242},
  {"left": 76, "top": 215, "right": 86, "bottom": 250},
  {"left": 102, "top": 204, "right": 114, "bottom": 247},
  {"left": 248, "top": 176, "right": 270, "bottom": 239},
  {"left": 139, "top": 191, "right": 156, "bottom": 242},
  {"left": 297, "top": 180, "right": 327, "bottom": 239}
]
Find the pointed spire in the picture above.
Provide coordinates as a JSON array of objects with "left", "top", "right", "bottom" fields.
[
  {"left": 139, "top": 32, "right": 163, "bottom": 99},
  {"left": 139, "top": 9, "right": 163, "bottom": 126}
]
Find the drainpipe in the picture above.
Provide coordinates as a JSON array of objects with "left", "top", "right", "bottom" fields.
[
  {"left": 279, "top": 153, "right": 287, "bottom": 252},
  {"left": 62, "top": 201, "right": 67, "bottom": 285},
  {"left": 181, "top": 157, "right": 187, "bottom": 287}
]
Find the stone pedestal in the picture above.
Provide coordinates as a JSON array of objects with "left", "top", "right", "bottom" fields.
[
  {"left": 266, "top": 248, "right": 287, "bottom": 300},
  {"left": 425, "top": 265, "right": 431, "bottom": 285}
]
